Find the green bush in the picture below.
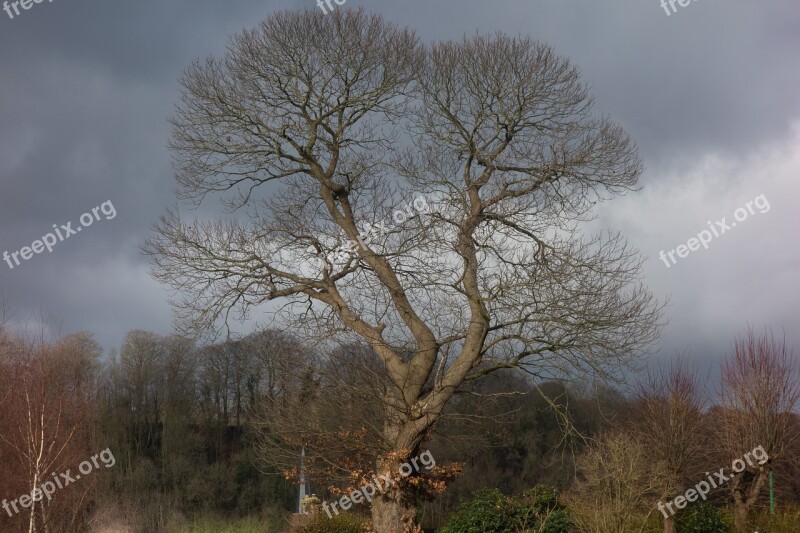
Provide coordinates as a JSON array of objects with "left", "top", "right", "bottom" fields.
[
  {"left": 675, "top": 502, "right": 731, "bottom": 533},
  {"left": 439, "top": 485, "right": 571, "bottom": 533},
  {"left": 438, "top": 489, "right": 510, "bottom": 532},
  {"left": 297, "top": 511, "right": 371, "bottom": 533},
  {"left": 512, "top": 486, "right": 571, "bottom": 533}
]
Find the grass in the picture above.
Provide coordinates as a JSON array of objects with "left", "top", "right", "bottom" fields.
[{"left": 175, "top": 514, "right": 284, "bottom": 533}]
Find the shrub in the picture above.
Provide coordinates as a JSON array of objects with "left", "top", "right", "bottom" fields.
[
  {"left": 512, "top": 486, "right": 571, "bottom": 533},
  {"left": 565, "top": 433, "right": 664, "bottom": 533},
  {"left": 675, "top": 502, "right": 731, "bottom": 533},
  {"left": 438, "top": 486, "right": 570, "bottom": 533},
  {"left": 297, "top": 511, "right": 372, "bottom": 533},
  {"left": 438, "top": 489, "right": 511, "bottom": 532},
  {"left": 751, "top": 504, "right": 800, "bottom": 533}
]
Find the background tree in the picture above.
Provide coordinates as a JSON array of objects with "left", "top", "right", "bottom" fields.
[
  {"left": 144, "top": 9, "right": 663, "bottom": 530},
  {"left": 422, "top": 376, "right": 620, "bottom": 529},
  {"left": 628, "top": 357, "right": 708, "bottom": 533},
  {"left": 0, "top": 330, "right": 100, "bottom": 533},
  {"left": 95, "top": 330, "right": 297, "bottom": 531},
  {"left": 566, "top": 431, "right": 666, "bottom": 533},
  {"left": 713, "top": 328, "right": 800, "bottom": 531}
]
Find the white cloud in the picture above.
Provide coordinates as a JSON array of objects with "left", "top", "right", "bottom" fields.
[{"left": 593, "top": 120, "right": 800, "bottom": 357}]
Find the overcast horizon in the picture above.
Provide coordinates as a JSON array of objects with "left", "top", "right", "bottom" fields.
[{"left": 1, "top": 0, "right": 798, "bottom": 383}]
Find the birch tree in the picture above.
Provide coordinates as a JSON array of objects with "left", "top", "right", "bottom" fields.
[{"left": 0, "top": 332, "right": 99, "bottom": 533}]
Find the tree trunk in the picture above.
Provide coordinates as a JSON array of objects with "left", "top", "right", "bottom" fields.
[
  {"left": 372, "top": 496, "right": 417, "bottom": 533},
  {"left": 663, "top": 514, "right": 676, "bottom": 533},
  {"left": 731, "top": 470, "right": 767, "bottom": 532},
  {"left": 370, "top": 417, "right": 427, "bottom": 532},
  {"left": 662, "top": 484, "right": 681, "bottom": 533},
  {"left": 733, "top": 504, "right": 749, "bottom": 532}
]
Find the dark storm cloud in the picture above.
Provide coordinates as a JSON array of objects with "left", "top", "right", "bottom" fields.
[
  {"left": 368, "top": 0, "right": 800, "bottom": 163},
  {"left": 0, "top": 0, "right": 303, "bottom": 347},
  {"left": 0, "top": 0, "right": 797, "bottom": 370}
]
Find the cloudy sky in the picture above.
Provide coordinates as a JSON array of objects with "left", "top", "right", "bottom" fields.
[{"left": 0, "top": 0, "right": 798, "bottom": 377}]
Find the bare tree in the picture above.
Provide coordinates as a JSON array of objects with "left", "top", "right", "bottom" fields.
[
  {"left": 144, "top": 9, "right": 663, "bottom": 530},
  {"left": 713, "top": 327, "right": 800, "bottom": 531},
  {"left": 253, "top": 341, "right": 388, "bottom": 491},
  {"left": 0, "top": 331, "right": 100, "bottom": 533},
  {"left": 242, "top": 329, "right": 311, "bottom": 408},
  {"left": 566, "top": 431, "right": 666, "bottom": 533},
  {"left": 629, "top": 358, "right": 708, "bottom": 533},
  {"left": 116, "top": 331, "right": 165, "bottom": 459}
]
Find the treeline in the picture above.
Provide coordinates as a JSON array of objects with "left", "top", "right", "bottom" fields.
[{"left": 0, "top": 326, "right": 798, "bottom": 532}]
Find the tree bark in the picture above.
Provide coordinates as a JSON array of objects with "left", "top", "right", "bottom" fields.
[
  {"left": 731, "top": 469, "right": 768, "bottom": 532},
  {"left": 733, "top": 505, "right": 749, "bottom": 533},
  {"left": 663, "top": 514, "right": 676, "bottom": 533},
  {"left": 368, "top": 416, "right": 428, "bottom": 532},
  {"left": 372, "top": 496, "right": 417, "bottom": 533}
]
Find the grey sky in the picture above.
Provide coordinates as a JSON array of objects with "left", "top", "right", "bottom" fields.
[{"left": 0, "top": 0, "right": 798, "bottom": 376}]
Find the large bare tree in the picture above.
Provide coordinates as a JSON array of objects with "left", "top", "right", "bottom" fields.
[{"left": 144, "top": 9, "right": 662, "bottom": 530}]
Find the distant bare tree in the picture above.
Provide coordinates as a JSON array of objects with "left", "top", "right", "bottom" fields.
[
  {"left": 116, "top": 331, "right": 165, "bottom": 459},
  {"left": 253, "top": 341, "right": 386, "bottom": 489},
  {"left": 714, "top": 328, "right": 800, "bottom": 531},
  {"left": 629, "top": 358, "right": 707, "bottom": 533},
  {"left": 145, "top": 9, "right": 663, "bottom": 530}
]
